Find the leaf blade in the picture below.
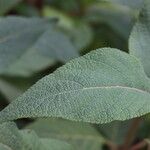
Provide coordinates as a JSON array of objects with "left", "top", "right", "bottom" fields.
[
  {"left": 129, "top": 0, "right": 150, "bottom": 77},
  {"left": 0, "top": 17, "right": 78, "bottom": 76},
  {"left": 0, "top": 48, "right": 150, "bottom": 124},
  {"left": 26, "top": 118, "right": 104, "bottom": 150}
]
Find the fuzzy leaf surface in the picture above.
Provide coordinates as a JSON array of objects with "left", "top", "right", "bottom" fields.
[{"left": 0, "top": 48, "right": 150, "bottom": 124}]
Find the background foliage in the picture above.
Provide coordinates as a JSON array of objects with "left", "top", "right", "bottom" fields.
[{"left": 0, "top": 0, "right": 150, "bottom": 150}]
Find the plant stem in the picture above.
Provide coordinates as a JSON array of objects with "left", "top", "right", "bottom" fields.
[
  {"left": 129, "top": 139, "right": 150, "bottom": 150},
  {"left": 129, "top": 140, "right": 147, "bottom": 150},
  {"left": 122, "top": 118, "right": 142, "bottom": 150}
]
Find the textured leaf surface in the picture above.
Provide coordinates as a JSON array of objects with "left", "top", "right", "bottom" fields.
[
  {"left": 0, "top": 48, "right": 150, "bottom": 124},
  {"left": 0, "top": 122, "right": 23, "bottom": 150},
  {"left": 26, "top": 118, "right": 104, "bottom": 150},
  {"left": 0, "top": 122, "right": 72, "bottom": 150},
  {"left": 129, "top": 0, "right": 150, "bottom": 77},
  {"left": 0, "top": 0, "right": 21, "bottom": 15},
  {"left": 0, "top": 17, "right": 78, "bottom": 76}
]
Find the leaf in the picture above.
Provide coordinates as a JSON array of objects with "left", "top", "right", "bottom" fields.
[
  {"left": 21, "top": 129, "right": 73, "bottom": 150},
  {"left": 67, "top": 23, "right": 93, "bottom": 51},
  {"left": 0, "top": 17, "right": 78, "bottom": 76},
  {"left": 129, "top": 0, "right": 150, "bottom": 78},
  {"left": 20, "top": 130, "right": 44, "bottom": 150},
  {"left": 85, "top": 2, "right": 135, "bottom": 39},
  {"left": 42, "top": 6, "right": 73, "bottom": 30},
  {"left": 43, "top": 6, "right": 93, "bottom": 51},
  {"left": 104, "top": 0, "right": 143, "bottom": 9},
  {"left": 0, "top": 143, "right": 12, "bottom": 150},
  {"left": 0, "top": 48, "right": 150, "bottom": 124},
  {"left": 0, "top": 0, "right": 21, "bottom": 15},
  {"left": 98, "top": 120, "right": 131, "bottom": 144},
  {"left": 0, "top": 122, "right": 73, "bottom": 150},
  {"left": 26, "top": 118, "right": 104, "bottom": 150},
  {"left": 0, "top": 122, "right": 23, "bottom": 150},
  {"left": 41, "top": 138, "right": 73, "bottom": 150},
  {"left": 4, "top": 45, "right": 55, "bottom": 77}
]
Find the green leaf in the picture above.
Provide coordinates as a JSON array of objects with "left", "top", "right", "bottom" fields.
[
  {"left": 0, "top": 122, "right": 73, "bottom": 150},
  {"left": 26, "top": 118, "right": 104, "bottom": 150},
  {"left": 41, "top": 138, "right": 73, "bottom": 150},
  {"left": 67, "top": 23, "right": 93, "bottom": 51},
  {"left": 43, "top": 6, "right": 93, "bottom": 51},
  {"left": 98, "top": 120, "right": 131, "bottom": 144},
  {"left": 21, "top": 129, "right": 73, "bottom": 150},
  {"left": 86, "top": 2, "right": 135, "bottom": 39},
  {"left": 129, "top": 0, "right": 150, "bottom": 78},
  {"left": 0, "top": 143, "right": 12, "bottom": 150},
  {"left": 0, "top": 17, "right": 78, "bottom": 76},
  {"left": 0, "top": 48, "right": 150, "bottom": 124},
  {"left": 20, "top": 130, "right": 44, "bottom": 150},
  {"left": 3, "top": 42, "right": 55, "bottom": 77},
  {"left": 43, "top": 6, "right": 73, "bottom": 30},
  {"left": 0, "top": 122, "right": 23, "bottom": 150},
  {"left": 104, "top": 0, "right": 142, "bottom": 9},
  {"left": 0, "top": 0, "right": 21, "bottom": 15}
]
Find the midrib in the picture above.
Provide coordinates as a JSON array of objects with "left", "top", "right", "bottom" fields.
[{"left": 51, "top": 85, "right": 150, "bottom": 96}]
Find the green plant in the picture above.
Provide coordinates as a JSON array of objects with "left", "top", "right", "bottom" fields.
[{"left": 0, "top": 0, "right": 150, "bottom": 150}]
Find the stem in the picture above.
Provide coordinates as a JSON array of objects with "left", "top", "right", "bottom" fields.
[
  {"left": 129, "top": 140, "right": 147, "bottom": 150},
  {"left": 129, "top": 139, "right": 150, "bottom": 150},
  {"left": 122, "top": 118, "right": 142, "bottom": 150}
]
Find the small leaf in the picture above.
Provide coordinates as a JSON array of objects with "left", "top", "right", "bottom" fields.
[
  {"left": 0, "top": 48, "right": 150, "bottom": 124},
  {"left": 26, "top": 118, "right": 104, "bottom": 150},
  {"left": 129, "top": 0, "right": 150, "bottom": 77}
]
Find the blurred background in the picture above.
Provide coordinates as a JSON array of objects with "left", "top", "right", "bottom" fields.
[{"left": 1, "top": 0, "right": 150, "bottom": 150}]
